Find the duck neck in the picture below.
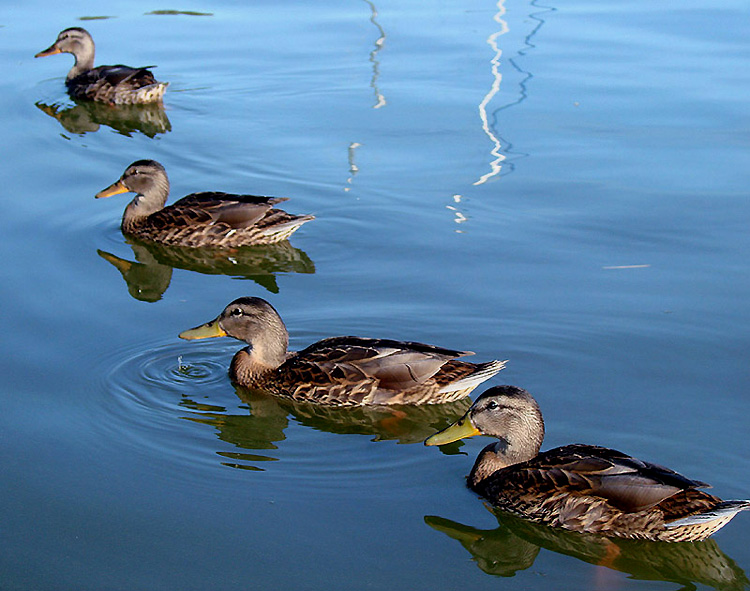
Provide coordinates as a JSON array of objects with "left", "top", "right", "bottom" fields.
[
  {"left": 247, "top": 324, "right": 289, "bottom": 369},
  {"left": 68, "top": 43, "right": 95, "bottom": 79},
  {"left": 230, "top": 335, "right": 288, "bottom": 386},
  {"left": 122, "top": 178, "right": 170, "bottom": 232},
  {"left": 468, "top": 423, "right": 544, "bottom": 487},
  {"left": 230, "top": 350, "right": 269, "bottom": 386}
]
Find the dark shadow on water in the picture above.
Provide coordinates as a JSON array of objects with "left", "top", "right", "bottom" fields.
[
  {"left": 35, "top": 100, "right": 171, "bottom": 137},
  {"left": 179, "top": 387, "right": 471, "bottom": 470},
  {"left": 98, "top": 237, "right": 315, "bottom": 301},
  {"left": 145, "top": 9, "right": 213, "bottom": 16},
  {"left": 426, "top": 511, "right": 749, "bottom": 590}
]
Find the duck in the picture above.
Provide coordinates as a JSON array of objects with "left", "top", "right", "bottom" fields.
[
  {"left": 425, "top": 385, "right": 750, "bottom": 542},
  {"left": 35, "top": 27, "right": 167, "bottom": 105},
  {"left": 179, "top": 296, "right": 506, "bottom": 406},
  {"left": 96, "top": 160, "right": 314, "bottom": 247}
]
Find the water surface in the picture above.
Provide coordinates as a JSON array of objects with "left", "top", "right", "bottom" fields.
[{"left": 2, "top": 0, "right": 749, "bottom": 589}]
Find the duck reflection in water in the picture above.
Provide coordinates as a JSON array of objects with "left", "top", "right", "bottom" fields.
[
  {"left": 35, "top": 100, "right": 171, "bottom": 138},
  {"left": 426, "top": 511, "right": 749, "bottom": 590},
  {"left": 178, "top": 387, "right": 471, "bottom": 471},
  {"left": 98, "top": 237, "right": 315, "bottom": 302}
]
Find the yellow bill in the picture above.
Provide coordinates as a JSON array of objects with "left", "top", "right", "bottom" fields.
[
  {"left": 179, "top": 319, "right": 227, "bottom": 340},
  {"left": 424, "top": 412, "right": 480, "bottom": 446}
]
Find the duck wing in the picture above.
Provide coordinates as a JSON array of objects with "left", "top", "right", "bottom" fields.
[
  {"left": 151, "top": 192, "right": 287, "bottom": 230},
  {"left": 483, "top": 444, "right": 710, "bottom": 513},
  {"left": 102, "top": 65, "right": 159, "bottom": 87},
  {"left": 77, "top": 65, "right": 159, "bottom": 88},
  {"left": 283, "top": 336, "right": 473, "bottom": 391},
  {"left": 69, "top": 65, "right": 167, "bottom": 104}
]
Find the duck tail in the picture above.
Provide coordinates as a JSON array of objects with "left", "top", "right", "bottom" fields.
[
  {"left": 665, "top": 500, "right": 750, "bottom": 529},
  {"left": 438, "top": 359, "right": 506, "bottom": 394},
  {"left": 260, "top": 214, "right": 315, "bottom": 242},
  {"left": 131, "top": 81, "right": 168, "bottom": 104}
]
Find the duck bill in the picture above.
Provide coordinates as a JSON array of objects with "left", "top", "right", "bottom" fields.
[
  {"left": 179, "top": 319, "right": 227, "bottom": 340},
  {"left": 35, "top": 45, "right": 61, "bottom": 58},
  {"left": 97, "top": 250, "right": 133, "bottom": 274},
  {"left": 95, "top": 180, "right": 130, "bottom": 199},
  {"left": 424, "top": 412, "right": 480, "bottom": 446}
]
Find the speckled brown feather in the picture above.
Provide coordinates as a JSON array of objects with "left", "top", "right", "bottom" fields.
[
  {"left": 477, "top": 444, "right": 709, "bottom": 511},
  {"left": 472, "top": 443, "right": 741, "bottom": 540},
  {"left": 232, "top": 336, "right": 506, "bottom": 406},
  {"left": 126, "top": 193, "right": 310, "bottom": 247},
  {"left": 67, "top": 65, "right": 167, "bottom": 105}
]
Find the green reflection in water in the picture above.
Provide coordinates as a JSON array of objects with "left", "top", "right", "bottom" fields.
[
  {"left": 98, "top": 238, "right": 315, "bottom": 302},
  {"left": 178, "top": 388, "right": 471, "bottom": 471},
  {"left": 36, "top": 100, "right": 171, "bottom": 137},
  {"left": 426, "top": 510, "right": 749, "bottom": 589}
]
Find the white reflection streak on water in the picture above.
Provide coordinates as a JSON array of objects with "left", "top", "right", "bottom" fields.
[
  {"left": 345, "top": 142, "right": 361, "bottom": 192},
  {"left": 446, "top": 194, "right": 468, "bottom": 232},
  {"left": 364, "top": 0, "right": 387, "bottom": 109},
  {"left": 474, "top": 0, "right": 509, "bottom": 185},
  {"left": 346, "top": 2, "right": 385, "bottom": 192}
]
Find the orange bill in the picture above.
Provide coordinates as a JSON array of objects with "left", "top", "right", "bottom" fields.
[
  {"left": 95, "top": 180, "right": 130, "bottom": 199},
  {"left": 35, "top": 45, "right": 62, "bottom": 58}
]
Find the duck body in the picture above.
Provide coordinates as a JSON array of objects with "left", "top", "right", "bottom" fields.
[
  {"left": 234, "top": 335, "right": 505, "bottom": 405},
  {"left": 65, "top": 64, "right": 166, "bottom": 105},
  {"left": 96, "top": 160, "right": 314, "bottom": 247},
  {"left": 36, "top": 27, "right": 167, "bottom": 105},
  {"left": 474, "top": 442, "right": 748, "bottom": 542},
  {"left": 426, "top": 386, "right": 750, "bottom": 542},
  {"left": 179, "top": 297, "right": 506, "bottom": 406}
]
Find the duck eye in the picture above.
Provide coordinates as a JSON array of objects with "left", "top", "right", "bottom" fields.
[
  {"left": 230, "top": 308, "right": 243, "bottom": 317},
  {"left": 486, "top": 400, "right": 499, "bottom": 411}
]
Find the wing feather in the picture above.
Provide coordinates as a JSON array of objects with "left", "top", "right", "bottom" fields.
[
  {"left": 282, "top": 336, "right": 472, "bottom": 392},
  {"left": 148, "top": 192, "right": 288, "bottom": 230},
  {"left": 479, "top": 444, "right": 710, "bottom": 513}
]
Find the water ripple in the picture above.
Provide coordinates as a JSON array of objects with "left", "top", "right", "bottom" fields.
[
  {"left": 92, "top": 338, "right": 240, "bottom": 471},
  {"left": 105, "top": 339, "right": 226, "bottom": 394},
  {"left": 90, "top": 337, "right": 472, "bottom": 485}
]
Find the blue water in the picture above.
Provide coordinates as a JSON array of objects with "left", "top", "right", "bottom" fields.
[{"left": 2, "top": 0, "right": 750, "bottom": 589}]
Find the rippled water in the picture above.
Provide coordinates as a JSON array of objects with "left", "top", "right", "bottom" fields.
[{"left": 3, "top": 0, "right": 750, "bottom": 589}]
